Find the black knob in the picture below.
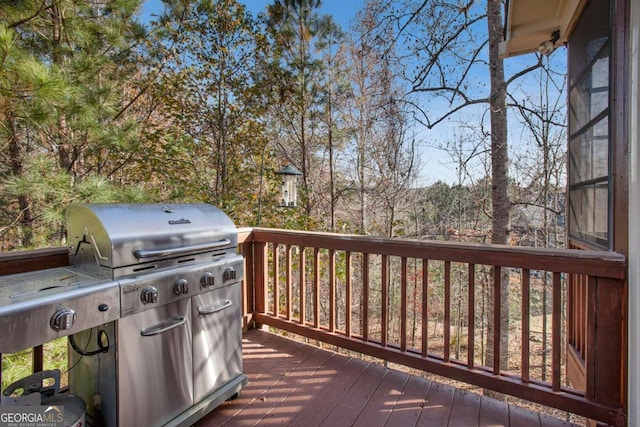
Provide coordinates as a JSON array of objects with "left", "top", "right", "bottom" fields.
[
  {"left": 174, "top": 279, "right": 189, "bottom": 295},
  {"left": 141, "top": 287, "right": 159, "bottom": 304},
  {"left": 201, "top": 272, "right": 215, "bottom": 288},
  {"left": 98, "top": 304, "right": 109, "bottom": 312},
  {"left": 223, "top": 268, "right": 237, "bottom": 281}
]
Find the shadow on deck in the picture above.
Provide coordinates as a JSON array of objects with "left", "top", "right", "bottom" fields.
[{"left": 196, "top": 329, "right": 578, "bottom": 427}]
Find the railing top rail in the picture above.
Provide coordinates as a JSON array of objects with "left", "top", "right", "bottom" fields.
[{"left": 239, "top": 227, "right": 626, "bottom": 279}]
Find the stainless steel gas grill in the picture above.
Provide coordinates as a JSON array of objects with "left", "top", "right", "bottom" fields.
[{"left": 0, "top": 203, "right": 247, "bottom": 427}]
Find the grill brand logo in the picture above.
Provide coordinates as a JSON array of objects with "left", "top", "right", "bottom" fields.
[
  {"left": 168, "top": 218, "right": 191, "bottom": 225},
  {"left": 0, "top": 405, "right": 65, "bottom": 427}
]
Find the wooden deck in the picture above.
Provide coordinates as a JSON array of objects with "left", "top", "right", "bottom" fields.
[{"left": 196, "top": 329, "right": 578, "bottom": 427}]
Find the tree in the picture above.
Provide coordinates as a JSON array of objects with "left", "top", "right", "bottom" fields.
[
  {"left": 0, "top": 0, "right": 148, "bottom": 248},
  {"left": 510, "top": 60, "right": 567, "bottom": 379},
  {"left": 264, "top": 0, "right": 339, "bottom": 221},
  {"left": 338, "top": 0, "right": 418, "bottom": 237},
  {"left": 141, "top": 0, "right": 267, "bottom": 223},
  {"left": 381, "top": 0, "right": 552, "bottom": 373}
]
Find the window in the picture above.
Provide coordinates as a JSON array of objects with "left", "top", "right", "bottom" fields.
[{"left": 568, "top": 0, "right": 612, "bottom": 248}]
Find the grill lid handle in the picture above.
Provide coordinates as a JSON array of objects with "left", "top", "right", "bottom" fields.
[{"left": 133, "top": 239, "right": 231, "bottom": 259}]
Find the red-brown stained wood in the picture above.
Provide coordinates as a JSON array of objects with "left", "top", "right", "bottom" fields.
[
  {"left": 273, "top": 243, "right": 280, "bottom": 317},
  {"left": 444, "top": 260, "right": 451, "bottom": 363},
  {"left": 422, "top": 258, "right": 429, "bottom": 357},
  {"left": 319, "top": 362, "right": 388, "bottom": 426},
  {"left": 0, "top": 248, "right": 68, "bottom": 276},
  {"left": 493, "top": 265, "right": 501, "bottom": 374},
  {"left": 286, "top": 244, "right": 292, "bottom": 320},
  {"left": 522, "top": 269, "right": 531, "bottom": 383},
  {"left": 314, "top": 248, "right": 320, "bottom": 329},
  {"left": 400, "top": 257, "right": 407, "bottom": 352},
  {"left": 254, "top": 241, "right": 268, "bottom": 317},
  {"left": 383, "top": 375, "right": 432, "bottom": 427},
  {"left": 251, "top": 228, "right": 626, "bottom": 279},
  {"left": 416, "top": 381, "right": 455, "bottom": 425},
  {"left": 196, "top": 330, "right": 578, "bottom": 427},
  {"left": 299, "top": 246, "right": 306, "bottom": 325},
  {"left": 289, "top": 356, "right": 368, "bottom": 426},
  {"left": 508, "top": 404, "right": 542, "bottom": 427},
  {"left": 468, "top": 263, "right": 476, "bottom": 369},
  {"left": 345, "top": 251, "right": 352, "bottom": 337},
  {"left": 553, "top": 272, "right": 562, "bottom": 391},
  {"left": 329, "top": 249, "right": 335, "bottom": 332},
  {"left": 362, "top": 253, "right": 369, "bottom": 341},
  {"left": 381, "top": 254, "right": 388, "bottom": 347},
  {"left": 449, "top": 389, "right": 481, "bottom": 426},
  {"left": 479, "top": 395, "right": 509, "bottom": 426},
  {"left": 351, "top": 368, "right": 408, "bottom": 427}
]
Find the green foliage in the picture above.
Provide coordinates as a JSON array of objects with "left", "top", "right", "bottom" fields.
[{"left": 0, "top": 0, "right": 152, "bottom": 248}]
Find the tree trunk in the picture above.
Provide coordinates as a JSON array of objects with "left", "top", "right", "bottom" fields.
[
  {"left": 485, "top": 0, "right": 510, "bottom": 378},
  {"left": 7, "top": 112, "right": 33, "bottom": 247}
]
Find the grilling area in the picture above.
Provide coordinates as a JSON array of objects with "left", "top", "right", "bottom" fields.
[
  {"left": 0, "top": 204, "right": 246, "bottom": 426},
  {"left": 0, "top": 208, "right": 627, "bottom": 426}
]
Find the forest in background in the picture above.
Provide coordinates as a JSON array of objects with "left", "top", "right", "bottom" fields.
[{"left": 0, "top": 0, "right": 567, "bottom": 251}]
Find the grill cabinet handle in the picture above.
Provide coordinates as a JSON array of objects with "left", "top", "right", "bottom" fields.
[
  {"left": 140, "top": 316, "right": 186, "bottom": 336},
  {"left": 198, "top": 300, "right": 233, "bottom": 315},
  {"left": 133, "top": 239, "right": 232, "bottom": 259}
]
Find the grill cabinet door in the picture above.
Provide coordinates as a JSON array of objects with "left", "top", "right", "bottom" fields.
[
  {"left": 192, "top": 281, "right": 242, "bottom": 403},
  {"left": 117, "top": 299, "right": 193, "bottom": 427}
]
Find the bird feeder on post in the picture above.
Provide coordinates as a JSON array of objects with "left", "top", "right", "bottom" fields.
[{"left": 276, "top": 165, "right": 303, "bottom": 207}]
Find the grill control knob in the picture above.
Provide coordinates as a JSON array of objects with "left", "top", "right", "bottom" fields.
[
  {"left": 174, "top": 279, "right": 189, "bottom": 295},
  {"left": 141, "top": 287, "right": 159, "bottom": 304},
  {"left": 50, "top": 308, "right": 77, "bottom": 331},
  {"left": 200, "top": 272, "right": 215, "bottom": 288},
  {"left": 223, "top": 267, "right": 237, "bottom": 281}
]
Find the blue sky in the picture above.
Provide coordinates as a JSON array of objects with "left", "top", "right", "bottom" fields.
[
  {"left": 141, "top": 0, "right": 366, "bottom": 28},
  {"left": 138, "top": 0, "right": 566, "bottom": 186}
]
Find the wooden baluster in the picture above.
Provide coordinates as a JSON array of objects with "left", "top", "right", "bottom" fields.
[
  {"left": 300, "top": 246, "right": 306, "bottom": 325},
  {"left": 493, "top": 265, "right": 501, "bottom": 375},
  {"left": 363, "top": 253, "right": 369, "bottom": 341},
  {"left": 521, "top": 269, "right": 530, "bottom": 383},
  {"left": 552, "top": 272, "right": 561, "bottom": 391},
  {"left": 381, "top": 254, "right": 388, "bottom": 347},
  {"left": 329, "top": 249, "right": 336, "bottom": 332},
  {"left": 314, "top": 248, "right": 320, "bottom": 329},
  {"left": 33, "top": 346, "right": 43, "bottom": 373},
  {"left": 468, "top": 263, "right": 475, "bottom": 369},
  {"left": 241, "top": 241, "right": 255, "bottom": 327},
  {"left": 254, "top": 241, "right": 268, "bottom": 321},
  {"left": 345, "top": 251, "right": 352, "bottom": 337},
  {"left": 444, "top": 261, "right": 451, "bottom": 363},
  {"left": 422, "top": 259, "right": 429, "bottom": 357},
  {"left": 273, "top": 244, "right": 280, "bottom": 317},
  {"left": 286, "top": 245, "right": 292, "bottom": 320},
  {"left": 400, "top": 257, "right": 407, "bottom": 352}
]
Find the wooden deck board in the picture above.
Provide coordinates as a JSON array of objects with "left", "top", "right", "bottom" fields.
[
  {"left": 195, "top": 329, "right": 578, "bottom": 427},
  {"left": 351, "top": 368, "right": 409, "bottom": 427},
  {"left": 383, "top": 375, "right": 432, "bottom": 427}
]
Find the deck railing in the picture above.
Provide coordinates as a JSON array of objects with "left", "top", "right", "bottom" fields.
[
  {"left": 238, "top": 228, "right": 627, "bottom": 426},
  {"left": 1, "top": 228, "right": 627, "bottom": 426}
]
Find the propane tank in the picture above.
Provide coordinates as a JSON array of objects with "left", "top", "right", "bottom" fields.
[{"left": 1, "top": 369, "right": 86, "bottom": 427}]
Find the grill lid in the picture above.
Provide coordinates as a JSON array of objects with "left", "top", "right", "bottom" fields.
[{"left": 67, "top": 203, "right": 238, "bottom": 269}]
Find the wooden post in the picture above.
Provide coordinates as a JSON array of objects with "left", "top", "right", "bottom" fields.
[
  {"left": 585, "top": 276, "right": 624, "bottom": 409},
  {"left": 253, "top": 241, "right": 268, "bottom": 328}
]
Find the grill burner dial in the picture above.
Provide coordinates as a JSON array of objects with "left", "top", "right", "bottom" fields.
[
  {"left": 50, "top": 308, "right": 77, "bottom": 331},
  {"left": 223, "top": 268, "right": 237, "bottom": 281},
  {"left": 140, "top": 286, "right": 159, "bottom": 304},
  {"left": 201, "top": 272, "right": 215, "bottom": 288},
  {"left": 174, "top": 278, "right": 189, "bottom": 295}
]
